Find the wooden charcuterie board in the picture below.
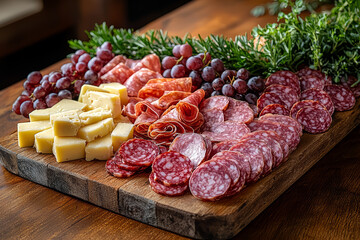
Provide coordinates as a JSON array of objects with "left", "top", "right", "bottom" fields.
[{"left": 1, "top": 100, "right": 359, "bottom": 239}]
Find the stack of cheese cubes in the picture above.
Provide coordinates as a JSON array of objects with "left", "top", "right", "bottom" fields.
[{"left": 17, "top": 83, "right": 135, "bottom": 163}]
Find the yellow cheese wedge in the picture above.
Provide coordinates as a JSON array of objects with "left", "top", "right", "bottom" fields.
[
  {"left": 113, "top": 115, "right": 132, "bottom": 124},
  {"left": 79, "top": 108, "right": 112, "bottom": 126},
  {"left": 34, "top": 128, "right": 54, "bottom": 154},
  {"left": 77, "top": 118, "right": 115, "bottom": 142},
  {"left": 50, "top": 110, "right": 81, "bottom": 137},
  {"left": 78, "top": 84, "right": 110, "bottom": 102},
  {"left": 85, "top": 134, "right": 113, "bottom": 161},
  {"left": 53, "top": 136, "right": 86, "bottom": 162},
  {"left": 18, "top": 121, "right": 52, "bottom": 147},
  {"left": 99, "top": 82, "right": 129, "bottom": 105},
  {"left": 29, "top": 99, "right": 87, "bottom": 122},
  {"left": 81, "top": 91, "right": 121, "bottom": 118},
  {"left": 111, "top": 122, "right": 134, "bottom": 152}
]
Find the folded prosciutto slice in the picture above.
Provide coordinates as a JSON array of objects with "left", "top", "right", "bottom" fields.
[
  {"left": 176, "top": 89, "right": 205, "bottom": 127},
  {"left": 100, "top": 63, "right": 134, "bottom": 84},
  {"left": 138, "top": 78, "right": 192, "bottom": 99},
  {"left": 124, "top": 68, "right": 162, "bottom": 97}
]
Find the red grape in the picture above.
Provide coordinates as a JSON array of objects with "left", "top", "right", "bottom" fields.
[
  {"left": 204, "top": 52, "right": 212, "bottom": 65},
  {"left": 162, "top": 69, "right": 171, "bottom": 78},
  {"left": 33, "top": 99, "right": 47, "bottom": 109},
  {"left": 233, "top": 79, "right": 248, "bottom": 94},
  {"left": 170, "top": 65, "right": 186, "bottom": 78},
  {"left": 245, "top": 93, "right": 258, "bottom": 105},
  {"left": 162, "top": 56, "right": 177, "bottom": 69},
  {"left": 45, "top": 93, "right": 60, "bottom": 108},
  {"left": 12, "top": 95, "right": 31, "bottom": 114},
  {"left": 21, "top": 90, "right": 31, "bottom": 97},
  {"left": 200, "top": 82, "right": 213, "bottom": 98},
  {"left": 73, "top": 80, "right": 85, "bottom": 95},
  {"left": 78, "top": 53, "right": 91, "bottom": 64},
  {"left": 201, "top": 66, "right": 216, "bottom": 82},
  {"left": 101, "top": 41, "right": 113, "bottom": 51},
  {"left": 84, "top": 70, "right": 98, "bottom": 84},
  {"left": 56, "top": 77, "right": 71, "bottom": 90},
  {"left": 49, "top": 72, "right": 62, "bottom": 84},
  {"left": 76, "top": 62, "right": 87, "bottom": 73},
  {"left": 172, "top": 45, "right": 181, "bottom": 58},
  {"left": 61, "top": 63, "right": 75, "bottom": 77},
  {"left": 234, "top": 93, "right": 245, "bottom": 101},
  {"left": 211, "top": 58, "right": 224, "bottom": 73},
  {"left": 236, "top": 68, "right": 250, "bottom": 81},
  {"left": 97, "top": 49, "right": 113, "bottom": 62},
  {"left": 75, "top": 50, "right": 86, "bottom": 56},
  {"left": 222, "top": 84, "right": 235, "bottom": 97},
  {"left": 58, "top": 90, "right": 72, "bottom": 100},
  {"left": 23, "top": 80, "right": 35, "bottom": 93},
  {"left": 221, "top": 70, "right": 236, "bottom": 82},
  {"left": 41, "top": 79, "right": 52, "bottom": 93},
  {"left": 180, "top": 44, "right": 192, "bottom": 58},
  {"left": 88, "top": 57, "right": 104, "bottom": 73},
  {"left": 247, "top": 76, "right": 265, "bottom": 93},
  {"left": 20, "top": 100, "right": 34, "bottom": 118},
  {"left": 211, "top": 90, "right": 222, "bottom": 96},
  {"left": 189, "top": 70, "right": 202, "bottom": 87},
  {"left": 71, "top": 54, "right": 79, "bottom": 64},
  {"left": 186, "top": 56, "right": 203, "bottom": 70},
  {"left": 27, "top": 71, "right": 42, "bottom": 85},
  {"left": 33, "top": 86, "right": 47, "bottom": 99},
  {"left": 212, "top": 78, "right": 225, "bottom": 91}
]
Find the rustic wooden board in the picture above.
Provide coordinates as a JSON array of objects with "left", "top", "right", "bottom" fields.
[{"left": 1, "top": 100, "right": 359, "bottom": 239}]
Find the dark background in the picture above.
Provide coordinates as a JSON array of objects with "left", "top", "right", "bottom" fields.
[{"left": 0, "top": 0, "right": 191, "bottom": 90}]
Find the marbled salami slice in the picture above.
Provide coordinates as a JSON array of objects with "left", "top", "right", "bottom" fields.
[
  {"left": 257, "top": 92, "right": 286, "bottom": 112},
  {"left": 99, "top": 55, "right": 127, "bottom": 76},
  {"left": 100, "top": 63, "right": 134, "bottom": 84},
  {"left": 152, "top": 151, "right": 192, "bottom": 186},
  {"left": 149, "top": 172, "right": 188, "bottom": 196},
  {"left": 114, "top": 154, "right": 144, "bottom": 171},
  {"left": 210, "top": 140, "right": 241, "bottom": 158},
  {"left": 259, "top": 114, "right": 303, "bottom": 136},
  {"left": 261, "top": 130, "right": 290, "bottom": 161},
  {"left": 300, "top": 75, "right": 325, "bottom": 91},
  {"left": 176, "top": 89, "right": 205, "bottom": 126},
  {"left": 189, "top": 160, "right": 231, "bottom": 201},
  {"left": 341, "top": 75, "right": 360, "bottom": 98},
  {"left": 201, "top": 108, "right": 224, "bottom": 132},
  {"left": 169, "top": 133, "right": 208, "bottom": 168},
  {"left": 132, "top": 54, "right": 161, "bottom": 73},
  {"left": 323, "top": 84, "right": 356, "bottom": 111},
  {"left": 229, "top": 142, "right": 264, "bottom": 182},
  {"left": 300, "top": 88, "right": 335, "bottom": 115},
  {"left": 266, "top": 71, "right": 301, "bottom": 95},
  {"left": 297, "top": 67, "right": 332, "bottom": 85},
  {"left": 290, "top": 100, "right": 327, "bottom": 119},
  {"left": 296, "top": 107, "right": 332, "bottom": 134},
  {"left": 138, "top": 77, "right": 192, "bottom": 99},
  {"left": 119, "top": 138, "right": 160, "bottom": 166},
  {"left": 259, "top": 104, "right": 290, "bottom": 117},
  {"left": 201, "top": 121, "right": 250, "bottom": 142},
  {"left": 264, "top": 84, "right": 299, "bottom": 109},
  {"left": 199, "top": 96, "right": 229, "bottom": 112},
  {"left": 105, "top": 158, "right": 137, "bottom": 178},
  {"left": 223, "top": 98, "right": 254, "bottom": 123}
]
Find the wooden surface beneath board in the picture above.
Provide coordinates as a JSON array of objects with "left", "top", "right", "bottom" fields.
[{"left": 1, "top": 0, "right": 360, "bottom": 239}]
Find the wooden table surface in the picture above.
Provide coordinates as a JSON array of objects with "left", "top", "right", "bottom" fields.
[{"left": 1, "top": 0, "right": 359, "bottom": 239}]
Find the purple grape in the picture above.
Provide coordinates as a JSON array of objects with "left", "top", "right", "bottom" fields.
[
  {"left": 170, "top": 65, "right": 186, "bottom": 78},
  {"left": 12, "top": 95, "right": 31, "bottom": 114},
  {"left": 247, "top": 76, "right": 265, "bottom": 93},
  {"left": 27, "top": 71, "right": 42, "bottom": 85},
  {"left": 78, "top": 53, "right": 91, "bottom": 64},
  {"left": 76, "top": 62, "right": 87, "bottom": 73},
  {"left": 205, "top": 52, "right": 212, "bottom": 65},
  {"left": 61, "top": 63, "right": 75, "bottom": 77},
  {"left": 189, "top": 70, "right": 202, "bottom": 87},
  {"left": 236, "top": 68, "right": 250, "bottom": 81},
  {"left": 211, "top": 90, "right": 222, "bottom": 96},
  {"left": 233, "top": 79, "right": 248, "bottom": 94},
  {"left": 245, "top": 93, "right": 258, "bottom": 105},
  {"left": 162, "top": 69, "right": 171, "bottom": 78},
  {"left": 88, "top": 57, "right": 104, "bottom": 73},
  {"left": 84, "top": 70, "right": 98, "bottom": 84},
  {"left": 200, "top": 82, "right": 213, "bottom": 98},
  {"left": 56, "top": 77, "right": 71, "bottom": 90},
  {"left": 179, "top": 43, "right": 192, "bottom": 58},
  {"left": 49, "top": 72, "right": 62, "bottom": 84},
  {"left": 71, "top": 54, "right": 80, "bottom": 64},
  {"left": 73, "top": 80, "right": 85, "bottom": 95},
  {"left": 186, "top": 56, "right": 203, "bottom": 71},
  {"left": 58, "top": 89, "right": 73, "bottom": 100},
  {"left": 20, "top": 100, "right": 34, "bottom": 118},
  {"left": 234, "top": 93, "right": 245, "bottom": 101},
  {"left": 201, "top": 66, "right": 216, "bottom": 82},
  {"left": 222, "top": 84, "right": 235, "bottom": 97},
  {"left": 212, "top": 78, "right": 225, "bottom": 91},
  {"left": 21, "top": 90, "right": 31, "bottom": 97},
  {"left": 101, "top": 41, "right": 113, "bottom": 51},
  {"left": 97, "top": 49, "right": 113, "bottom": 62},
  {"left": 23, "top": 80, "right": 35, "bottom": 93},
  {"left": 172, "top": 45, "right": 181, "bottom": 58},
  {"left": 211, "top": 58, "right": 225, "bottom": 73},
  {"left": 45, "top": 93, "right": 60, "bottom": 108},
  {"left": 33, "top": 99, "right": 47, "bottom": 110},
  {"left": 33, "top": 86, "right": 47, "bottom": 99},
  {"left": 162, "top": 56, "right": 177, "bottom": 70},
  {"left": 221, "top": 70, "right": 236, "bottom": 82},
  {"left": 75, "top": 49, "right": 86, "bottom": 56}
]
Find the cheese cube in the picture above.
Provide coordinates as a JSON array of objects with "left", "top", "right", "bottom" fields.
[
  {"left": 78, "top": 84, "right": 110, "bottom": 102},
  {"left": 18, "top": 121, "right": 52, "bottom": 147},
  {"left": 82, "top": 91, "right": 121, "bottom": 117},
  {"left": 53, "top": 136, "right": 86, "bottom": 162},
  {"left": 85, "top": 134, "right": 113, "bottom": 161},
  {"left": 113, "top": 115, "right": 132, "bottom": 124},
  {"left": 29, "top": 99, "right": 87, "bottom": 122},
  {"left": 34, "top": 128, "right": 54, "bottom": 154},
  {"left": 77, "top": 118, "right": 115, "bottom": 142},
  {"left": 79, "top": 108, "right": 112, "bottom": 126},
  {"left": 111, "top": 122, "right": 134, "bottom": 151},
  {"left": 99, "top": 82, "right": 129, "bottom": 105},
  {"left": 50, "top": 110, "right": 81, "bottom": 137}
]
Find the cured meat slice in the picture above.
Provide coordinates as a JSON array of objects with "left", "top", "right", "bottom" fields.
[
  {"left": 99, "top": 55, "right": 127, "bottom": 76},
  {"left": 125, "top": 58, "right": 141, "bottom": 69},
  {"left": 323, "top": 84, "right": 356, "bottom": 111},
  {"left": 202, "top": 135, "right": 213, "bottom": 162},
  {"left": 151, "top": 91, "right": 191, "bottom": 110},
  {"left": 259, "top": 114, "right": 303, "bottom": 136},
  {"left": 290, "top": 100, "right": 327, "bottom": 119},
  {"left": 265, "top": 70, "right": 301, "bottom": 95},
  {"left": 247, "top": 119, "right": 300, "bottom": 151},
  {"left": 297, "top": 67, "right": 332, "bottom": 85},
  {"left": 100, "top": 63, "right": 134, "bottom": 84},
  {"left": 236, "top": 138, "right": 273, "bottom": 175},
  {"left": 300, "top": 75, "right": 324, "bottom": 91},
  {"left": 119, "top": 138, "right": 160, "bottom": 166},
  {"left": 106, "top": 158, "right": 137, "bottom": 178},
  {"left": 257, "top": 92, "right": 286, "bottom": 112},
  {"left": 296, "top": 107, "right": 332, "bottom": 134},
  {"left": 199, "top": 96, "right": 229, "bottom": 112},
  {"left": 261, "top": 130, "right": 290, "bottom": 160},
  {"left": 134, "top": 113, "right": 156, "bottom": 138},
  {"left": 122, "top": 97, "right": 143, "bottom": 123},
  {"left": 115, "top": 156, "right": 144, "bottom": 171},
  {"left": 212, "top": 151, "right": 251, "bottom": 183},
  {"left": 300, "top": 88, "right": 335, "bottom": 115},
  {"left": 158, "top": 145, "right": 168, "bottom": 154},
  {"left": 132, "top": 54, "right": 161, "bottom": 73},
  {"left": 249, "top": 104, "right": 259, "bottom": 117},
  {"left": 264, "top": 84, "right": 300, "bottom": 109},
  {"left": 259, "top": 104, "right": 290, "bottom": 117},
  {"left": 149, "top": 172, "right": 188, "bottom": 196},
  {"left": 223, "top": 98, "right": 254, "bottom": 123},
  {"left": 169, "top": 133, "right": 208, "bottom": 168},
  {"left": 241, "top": 130, "right": 284, "bottom": 167},
  {"left": 201, "top": 121, "right": 250, "bottom": 142},
  {"left": 135, "top": 100, "right": 163, "bottom": 118},
  {"left": 124, "top": 68, "right": 162, "bottom": 97},
  {"left": 138, "top": 77, "right": 192, "bottom": 99},
  {"left": 176, "top": 89, "right": 205, "bottom": 125},
  {"left": 341, "top": 75, "right": 360, "bottom": 98},
  {"left": 201, "top": 108, "right": 224, "bottom": 132},
  {"left": 229, "top": 142, "right": 264, "bottom": 182},
  {"left": 210, "top": 140, "right": 241, "bottom": 158},
  {"left": 152, "top": 151, "right": 192, "bottom": 186},
  {"left": 189, "top": 160, "right": 231, "bottom": 201}
]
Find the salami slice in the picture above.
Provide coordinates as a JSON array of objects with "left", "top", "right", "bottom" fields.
[
  {"left": 264, "top": 84, "right": 299, "bottom": 109},
  {"left": 249, "top": 104, "right": 259, "bottom": 117},
  {"left": 125, "top": 58, "right": 141, "bottom": 69},
  {"left": 290, "top": 100, "right": 327, "bottom": 119},
  {"left": 297, "top": 67, "right": 332, "bottom": 85},
  {"left": 265, "top": 71, "right": 301, "bottom": 95},
  {"left": 138, "top": 77, "right": 192, "bottom": 99},
  {"left": 223, "top": 98, "right": 254, "bottom": 123},
  {"left": 341, "top": 75, "right": 360, "bottom": 98},
  {"left": 99, "top": 55, "right": 127, "bottom": 77},
  {"left": 259, "top": 104, "right": 290, "bottom": 117},
  {"left": 199, "top": 96, "right": 229, "bottom": 112},
  {"left": 210, "top": 140, "right": 241, "bottom": 158},
  {"left": 151, "top": 91, "right": 191, "bottom": 110},
  {"left": 106, "top": 158, "right": 137, "bottom": 178},
  {"left": 149, "top": 172, "right": 188, "bottom": 196},
  {"left": 259, "top": 114, "right": 303, "bottom": 136},
  {"left": 260, "top": 130, "right": 290, "bottom": 161},
  {"left": 257, "top": 92, "right": 287, "bottom": 112},
  {"left": 176, "top": 89, "right": 205, "bottom": 125},
  {"left": 300, "top": 75, "right": 324, "bottom": 91},
  {"left": 201, "top": 108, "right": 225, "bottom": 132},
  {"left": 300, "top": 88, "right": 335, "bottom": 115},
  {"left": 124, "top": 68, "right": 163, "bottom": 97},
  {"left": 100, "top": 63, "right": 134, "bottom": 84},
  {"left": 201, "top": 121, "right": 250, "bottom": 142},
  {"left": 152, "top": 151, "right": 192, "bottom": 186},
  {"left": 189, "top": 160, "right": 231, "bottom": 201},
  {"left": 122, "top": 97, "right": 143, "bottom": 123},
  {"left": 169, "top": 133, "right": 208, "bottom": 168},
  {"left": 202, "top": 135, "right": 213, "bottom": 162},
  {"left": 296, "top": 107, "right": 332, "bottom": 134},
  {"left": 119, "top": 138, "right": 160, "bottom": 166},
  {"left": 113, "top": 153, "right": 144, "bottom": 171},
  {"left": 134, "top": 113, "right": 157, "bottom": 138},
  {"left": 241, "top": 130, "right": 284, "bottom": 167},
  {"left": 323, "top": 84, "right": 356, "bottom": 111},
  {"left": 132, "top": 54, "right": 161, "bottom": 73}
]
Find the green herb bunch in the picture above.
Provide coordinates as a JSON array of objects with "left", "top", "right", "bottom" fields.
[{"left": 68, "top": 0, "right": 360, "bottom": 84}]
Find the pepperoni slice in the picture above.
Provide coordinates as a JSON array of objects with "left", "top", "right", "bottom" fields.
[
  {"left": 323, "top": 84, "right": 356, "bottom": 111},
  {"left": 290, "top": 100, "right": 327, "bottom": 119},
  {"left": 300, "top": 88, "right": 335, "bottom": 115},
  {"left": 119, "top": 138, "right": 160, "bottom": 166},
  {"left": 259, "top": 104, "right": 290, "bottom": 117},
  {"left": 105, "top": 158, "right": 137, "bottom": 178},
  {"left": 264, "top": 84, "right": 299, "bottom": 109},
  {"left": 296, "top": 107, "right": 332, "bottom": 134},
  {"left": 189, "top": 161, "right": 231, "bottom": 201},
  {"left": 149, "top": 172, "right": 188, "bottom": 196}
]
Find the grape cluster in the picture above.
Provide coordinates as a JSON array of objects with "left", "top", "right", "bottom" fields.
[{"left": 12, "top": 42, "right": 114, "bottom": 118}]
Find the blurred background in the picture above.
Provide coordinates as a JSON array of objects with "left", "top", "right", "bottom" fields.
[{"left": 0, "top": 0, "right": 191, "bottom": 90}]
